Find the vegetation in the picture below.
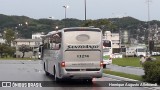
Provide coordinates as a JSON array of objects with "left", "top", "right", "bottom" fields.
[
  {"left": 103, "top": 69, "right": 143, "bottom": 81},
  {"left": 82, "top": 19, "right": 117, "bottom": 34},
  {"left": 0, "top": 57, "right": 36, "bottom": 60},
  {"left": 3, "top": 28, "right": 16, "bottom": 46},
  {"left": 1, "top": 14, "right": 160, "bottom": 41},
  {"left": 143, "top": 60, "right": 160, "bottom": 84},
  {"left": 0, "top": 44, "right": 15, "bottom": 58},
  {"left": 112, "top": 57, "right": 142, "bottom": 67},
  {"left": 112, "top": 56, "right": 160, "bottom": 67},
  {"left": 19, "top": 45, "right": 32, "bottom": 58}
]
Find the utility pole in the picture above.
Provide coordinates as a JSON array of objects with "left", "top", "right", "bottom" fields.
[
  {"left": 146, "top": 0, "right": 152, "bottom": 54},
  {"left": 63, "top": 5, "right": 69, "bottom": 27},
  {"left": 84, "top": 0, "right": 87, "bottom": 21},
  {"left": 147, "top": 0, "right": 151, "bottom": 40},
  {"left": 63, "top": 5, "right": 69, "bottom": 19}
]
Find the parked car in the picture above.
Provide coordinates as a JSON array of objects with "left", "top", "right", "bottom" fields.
[
  {"left": 103, "top": 55, "right": 112, "bottom": 68},
  {"left": 112, "top": 53, "right": 123, "bottom": 58}
]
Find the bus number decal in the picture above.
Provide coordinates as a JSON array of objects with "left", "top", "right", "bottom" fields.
[{"left": 77, "top": 55, "right": 89, "bottom": 58}]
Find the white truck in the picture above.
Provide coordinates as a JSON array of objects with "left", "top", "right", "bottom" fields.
[
  {"left": 134, "top": 47, "right": 147, "bottom": 57},
  {"left": 122, "top": 45, "right": 147, "bottom": 57}
]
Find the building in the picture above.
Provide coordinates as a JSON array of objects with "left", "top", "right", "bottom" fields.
[
  {"left": 103, "top": 31, "right": 120, "bottom": 53},
  {"left": 32, "top": 33, "right": 44, "bottom": 39},
  {"left": 112, "top": 33, "right": 120, "bottom": 48},
  {"left": 0, "top": 33, "right": 5, "bottom": 44},
  {"left": 122, "top": 30, "right": 129, "bottom": 44},
  {"left": 13, "top": 39, "right": 42, "bottom": 58}
]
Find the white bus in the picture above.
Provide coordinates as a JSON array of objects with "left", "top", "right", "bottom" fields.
[
  {"left": 39, "top": 27, "right": 103, "bottom": 82},
  {"left": 103, "top": 39, "right": 112, "bottom": 68}
]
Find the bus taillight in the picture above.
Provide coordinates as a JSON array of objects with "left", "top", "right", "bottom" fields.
[
  {"left": 100, "top": 61, "right": 103, "bottom": 67},
  {"left": 61, "top": 62, "right": 65, "bottom": 67}
]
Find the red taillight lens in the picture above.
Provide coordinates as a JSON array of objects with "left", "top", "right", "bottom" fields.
[
  {"left": 61, "top": 62, "right": 65, "bottom": 67},
  {"left": 100, "top": 61, "right": 103, "bottom": 67}
]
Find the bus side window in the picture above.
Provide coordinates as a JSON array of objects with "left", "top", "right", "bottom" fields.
[
  {"left": 50, "top": 33, "right": 61, "bottom": 50},
  {"left": 43, "top": 43, "right": 48, "bottom": 49}
]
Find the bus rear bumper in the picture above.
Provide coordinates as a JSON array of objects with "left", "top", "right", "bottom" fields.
[{"left": 60, "top": 70, "right": 103, "bottom": 79}]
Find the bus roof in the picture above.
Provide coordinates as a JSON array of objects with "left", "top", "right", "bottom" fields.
[
  {"left": 60, "top": 27, "right": 100, "bottom": 31},
  {"left": 42, "top": 27, "right": 101, "bottom": 38}
]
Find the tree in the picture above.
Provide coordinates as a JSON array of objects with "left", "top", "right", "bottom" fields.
[
  {"left": 0, "top": 44, "right": 16, "bottom": 58},
  {"left": 82, "top": 19, "right": 117, "bottom": 34},
  {"left": 0, "top": 44, "right": 6, "bottom": 58},
  {"left": 7, "top": 46, "right": 16, "bottom": 57},
  {"left": 3, "top": 28, "right": 15, "bottom": 46},
  {"left": 19, "top": 45, "right": 32, "bottom": 58}
]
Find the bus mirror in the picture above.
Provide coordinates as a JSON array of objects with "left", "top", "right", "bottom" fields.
[
  {"left": 39, "top": 45, "right": 43, "bottom": 52},
  {"left": 39, "top": 48, "right": 41, "bottom": 52}
]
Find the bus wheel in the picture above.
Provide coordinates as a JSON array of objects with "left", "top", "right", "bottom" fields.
[
  {"left": 44, "top": 63, "right": 49, "bottom": 76},
  {"left": 103, "top": 64, "right": 106, "bottom": 68},
  {"left": 54, "top": 68, "right": 60, "bottom": 82},
  {"left": 45, "top": 71, "right": 50, "bottom": 76}
]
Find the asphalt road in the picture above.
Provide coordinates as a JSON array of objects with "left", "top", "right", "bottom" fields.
[
  {"left": 105, "top": 64, "right": 144, "bottom": 76},
  {"left": 0, "top": 60, "right": 154, "bottom": 90}
]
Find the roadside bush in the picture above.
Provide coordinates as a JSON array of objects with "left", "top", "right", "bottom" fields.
[{"left": 143, "top": 60, "right": 160, "bottom": 84}]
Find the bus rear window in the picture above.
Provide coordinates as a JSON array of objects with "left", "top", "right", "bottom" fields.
[{"left": 64, "top": 31, "right": 101, "bottom": 44}]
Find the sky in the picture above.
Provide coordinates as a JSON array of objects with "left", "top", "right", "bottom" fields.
[{"left": 0, "top": 0, "right": 159, "bottom": 21}]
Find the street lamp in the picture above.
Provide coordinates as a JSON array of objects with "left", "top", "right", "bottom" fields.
[
  {"left": 63, "top": 5, "right": 69, "bottom": 19},
  {"left": 84, "top": 0, "right": 87, "bottom": 21}
]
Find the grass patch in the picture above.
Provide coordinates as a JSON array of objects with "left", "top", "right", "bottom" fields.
[
  {"left": 104, "top": 69, "right": 143, "bottom": 81},
  {"left": 0, "top": 57, "right": 37, "bottom": 60},
  {"left": 152, "top": 56, "right": 160, "bottom": 60},
  {"left": 112, "top": 56, "right": 160, "bottom": 67},
  {"left": 112, "top": 57, "right": 142, "bottom": 67}
]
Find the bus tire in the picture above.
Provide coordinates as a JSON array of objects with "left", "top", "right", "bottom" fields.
[
  {"left": 54, "top": 67, "right": 60, "bottom": 82},
  {"left": 44, "top": 63, "right": 49, "bottom": 76},
  {"left": 45, "top": 71, "right": 50, "bottom": 76}
]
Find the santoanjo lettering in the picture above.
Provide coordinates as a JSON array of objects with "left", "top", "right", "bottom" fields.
[{"left": 68, "top": 45, "right": 99, "bottom": 49}]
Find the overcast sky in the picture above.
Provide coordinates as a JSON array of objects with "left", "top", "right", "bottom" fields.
[{"left": 0, "top": 0, "right": 159, "bottom": 21}]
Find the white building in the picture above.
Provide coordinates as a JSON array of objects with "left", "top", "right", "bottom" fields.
[
  {"left": 103, "top": 31, "right": 120, "bottom": 53},
  {"left": 13, "top": 39, "right": 42, "bottom": 58},
  {"left": 32, "top": 33, "right": 44, "bottom": 39},
  {"left": 0, "top": 33, "right": 5, "bottom": 44},
  {"left": 111, "top": 33, "right": 120, "bottom": 48},
  {"left": 123, "top": 30, "right": 129, "bottom": 43}
]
